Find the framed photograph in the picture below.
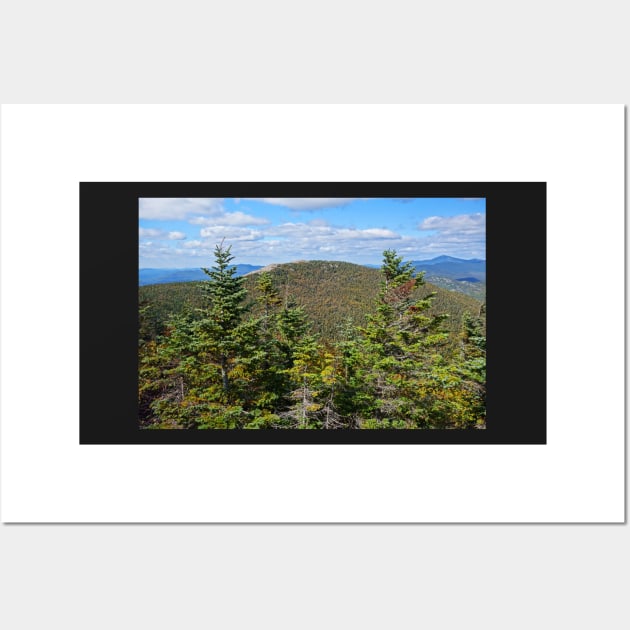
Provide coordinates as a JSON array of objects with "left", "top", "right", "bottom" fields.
[
  {"left": 3, "top": 104, "right": 622, "bottom": 522},
  {"left": 80, "top": 181, "right": 546, "bottom": 445}
]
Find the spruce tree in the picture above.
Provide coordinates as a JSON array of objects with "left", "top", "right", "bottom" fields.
[
  {"left": 198, "top": 240, "right": 247, "bottom": 396},
  {"left": 351, "top": 249, "right": 450, "bottom": 428},
  {"left": 237, "top": 271, "right": 286, "bottom": 414},
  {"left": 454, "top": 311, "right": 486, "bottom": 427},
  {"left": 139, "top": 309, "right": 202, "bottom": 428}
]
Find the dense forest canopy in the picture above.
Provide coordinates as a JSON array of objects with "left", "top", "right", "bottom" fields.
[
  {"left": 139, "top": 243, "right": 486, "bottom": 430},
  {"left": 139, "top": 261, "right": 484, "bottom": 343}
]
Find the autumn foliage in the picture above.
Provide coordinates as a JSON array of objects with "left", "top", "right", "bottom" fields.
[{"left": 139, "top": 245, "right": 486, "bottom": 429}]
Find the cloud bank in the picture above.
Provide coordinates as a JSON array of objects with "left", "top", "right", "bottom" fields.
[
  {"left": 138, "top": 199, "right": 486, "bottom": 267},
  {"left": 243, "top": 198, "right": 366, "bottom": 211}
]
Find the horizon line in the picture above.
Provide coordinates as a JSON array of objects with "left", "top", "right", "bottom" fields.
[{"left": 139, "top": 255, "right": 486, "bottom": 270}]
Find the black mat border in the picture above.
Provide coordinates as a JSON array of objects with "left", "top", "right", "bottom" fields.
[{"left": 80, "top": 182, "right": 546, "bottom": 444}]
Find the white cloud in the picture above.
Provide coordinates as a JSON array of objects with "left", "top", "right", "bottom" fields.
[
  {"left": 244, "top": 198, "right": 366, "bottom": 211},
  {"left": 139, "top": 241, "right": 178, "bottom": 257},
  {"left": 266, "top": 222, "right": 399, "bottom": 241},
  {"left": 139, "top": 227, "right": 165, "bottom": 238},
  {"left": 419, "top": 213, "right": 485, "bottom": 234},
  {"left": 139, "top": 227, "right": 186, "bottom": 240},
  {"left": 265, "top": 222, "right": 328, "bottom": 238},
  {"left": 190, "top": 211, "right": 270, "bottom": 227},
  {"left": 140, "top": 207, "right": 486, "bottom": 267},
  {"left": 139, "top": 198, "right": 224, "bottom": 220},
  {"left": 414, "top": 213, "right": 486, "bottom": 259},
  {"left": 342, "top": 228, "right": 399, "bottom": 239},
  {"left": 199, "top": 226, "right": 263, "bottom": 242}
]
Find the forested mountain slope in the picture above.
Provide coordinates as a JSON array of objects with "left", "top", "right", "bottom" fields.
[
  {"left": 139, "top": 260, "right": 484, "bottom": 343},
  {"left": 139, "top": 248, "right": 486, "bottom": 430}
]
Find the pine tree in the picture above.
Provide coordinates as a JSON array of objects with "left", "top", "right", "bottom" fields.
[
  {"left": 455, "top": 311, "right": 486, "bottom": 427},
  {"left": 139, "top": 310, "right": 203, "bottom": 428},
  {"left": 198, "top": 240, "right": 247, "bottom": 397},
  {"left": 142, "top": 242, "right": 252, "bottom": 429},
  {"left": 350, "top": 249, "right": 450, "bottom": 428},
  {"left": 254, "top": 270, "right": 282, "bottom": 377},
  {"left": 381, "top": 248, "right": 416, "bottom": 291},
  {"left": 256, "top": 271, "right": 282, "bottom": 320},
  {"left": 283, "top": 333, "right": 322, "bottom": 428},
  {"left": 234, "top": 271, "right": 286, "bottom": 415}
]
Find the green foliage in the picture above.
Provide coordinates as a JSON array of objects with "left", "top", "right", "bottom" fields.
[
  {"left": 200, "top": 241, "right": 247, "bottom": 335},
  {"left": 139, "top": 249, "right": 486, "bottom": 430},
  {"left": 196, "top": 240, "right": 248, "bottom": 396},
  {"left": 381, "top": 248, "right": 416, "bottom": 288},
  {"left": 139, "top": 260, "right": 482, "bottom": 347},
  {"left": 423, "top": 275, "right": 486, "bottom": 301}
]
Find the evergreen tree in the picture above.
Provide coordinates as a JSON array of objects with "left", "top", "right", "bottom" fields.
[
  {"left": 234, "top": 272, "right": 286, "bottom": 414},
  {"left": 138, "top": 246, "right": 485, "bottom": 431},
  {"left": 198, "top": 240, "right": 247, "bottom": 396},
  {"left": 456, "top": 311, "right": 486, "bottom": 427},
  {"left": 256, "top": 271, "right": 282, "bottom": 319},
  {"left": 254, "top": 270, "right": 282, "bottom": 378},
  {"left": 139, "top": 310, "right": 202, "bottom": 428},
  {"left": 349, "top": 249, "right": 450, "bottom": 428},
  {"left": 283, "top": 333, "right": 322, "bottom": 428},
  {"left": 381, "top": 248, "right": 416, "bottom": 291}
]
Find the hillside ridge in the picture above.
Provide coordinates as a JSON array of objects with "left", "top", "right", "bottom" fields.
[{"left": 139, "top": 259, "right": 484, "bottom": 345}]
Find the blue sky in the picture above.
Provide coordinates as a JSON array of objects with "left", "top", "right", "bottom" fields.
[{"left": 139, "top": 197, "right": 486, "bottom": 268}]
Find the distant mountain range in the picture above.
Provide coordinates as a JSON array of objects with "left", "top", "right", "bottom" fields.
[
  {"left": 364, "top": 255, "right": 484, "bottom": 273},
  {"left": 407, "top": 256, "right": 486, "bottom": 299},
  {"left": 414, "top": 255, "right": 485, "bottom": 265},
  {"left": 411, "top": 256, "right": 485, "bottom": 281},
  {"left": 139, "top": 264, "right": 262, "bottom": 286},
  {"left": 365, "top": 256, "right": 486, "bottom": 299}
]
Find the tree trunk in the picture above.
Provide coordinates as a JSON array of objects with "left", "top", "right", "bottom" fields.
[
  {"left": 302, "top": 377, "right": 308, "bottom": 428},
  {"left": 220, "top": 355, "right": 229, "bottom": 393}
]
